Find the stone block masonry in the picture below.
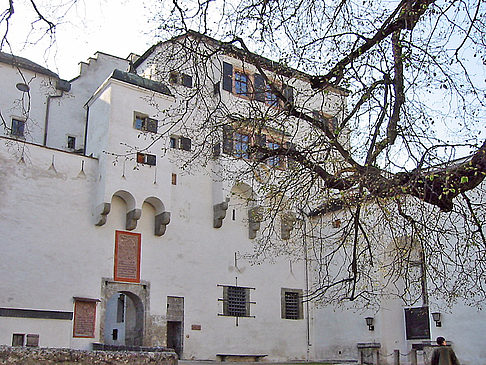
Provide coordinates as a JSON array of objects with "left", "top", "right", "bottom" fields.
[{"left": 0, "top": 346, "right": 178, "bottom": 364}]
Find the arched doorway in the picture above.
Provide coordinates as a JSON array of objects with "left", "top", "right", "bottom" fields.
[{"left": 104, "top": 291, "right": 144, "bottom": 346}]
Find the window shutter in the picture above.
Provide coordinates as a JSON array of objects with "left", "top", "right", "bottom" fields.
[
  {"left": 222, "top": 125, "right": 234, "bottom": 154},
  {"left": 212, "top": 142, "right": 221, "bottom": 157},
  {"left": 181, "top": 137, "right": 192, "bottom": 151},
  {"left": 182, "top": 74, "right": 193, "bottom": 88},
  {"left": 222, "top": 62, "right": 233, "bottom": 92},
  {"left": 146, "top": 118, "right": 158, "bottom": 133},
  {"left": 254, "top": 74, "right": 266, "bottom": 102},
  {"left": 329, "top": 116, "right": 338, "bottom": 133},
  {"left": 245, "top": 288, "right": 250, "bottom": 317},
  {"left": 254, "top": 134, "right": 267, "bottom": 159},
  {"left": 283, "top": 85, "right": 295, "bottom": 104},
  {"left": 146, "top": 154, "right": 157, "bottom": 166}
]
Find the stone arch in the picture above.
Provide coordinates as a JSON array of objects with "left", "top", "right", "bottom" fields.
[
  {"left": 112, "top": 190, "right": 141, "bottom": 231},
  {"left": 143, "top": 196, "right": 171, "bottom": 236},
  {"left": 100, "top": 279, "right": 150, "bottom": 347}
]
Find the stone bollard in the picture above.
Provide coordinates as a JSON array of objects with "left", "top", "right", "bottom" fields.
[{"left": 394, "top": 349, "right": 400, "bottom": 365}]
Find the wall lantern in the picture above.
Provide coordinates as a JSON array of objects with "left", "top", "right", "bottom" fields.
[
  {"left": 365, "top": 317, "right": 374, "bottom": 331},
  {"left": 432, "top": 312, "right": 442, "bottom": 327}
]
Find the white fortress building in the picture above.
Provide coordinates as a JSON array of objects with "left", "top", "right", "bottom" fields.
[{"left": 0, "top": 32, "right": 484, "bottom": 364}]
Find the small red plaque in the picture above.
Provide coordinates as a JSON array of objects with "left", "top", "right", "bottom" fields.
[
  {"left": 114, "top": 231, "right": 141, "bottom": 283},
  {"left": 191, "top": 324, "right": 201, "bottom": 330}
]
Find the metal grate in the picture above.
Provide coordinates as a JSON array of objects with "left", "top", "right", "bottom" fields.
[
  {"left": 285, "top": 292, "right": 300, "bottom": 319},
  {"left": 227, "top": 286, "right": 248, "bottom": 317}
]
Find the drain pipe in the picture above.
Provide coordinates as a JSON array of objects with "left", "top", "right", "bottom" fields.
[
  {"left": 303, "top": 217, "right": 312, "bottom": 361},
  {"left": 43, "top": 79, "right": 71, "bottom": 146}
]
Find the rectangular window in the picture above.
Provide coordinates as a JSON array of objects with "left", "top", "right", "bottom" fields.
[
  {"left": 233, "top": 132, "right": 250, "bottom": 159},
  {"left": 265, "top": 85, "right": 278, "bottom": 107},
  {"left": 12, "top": 334, "right": 24, "bottom": 346},
  {"left": 25, "top": 334, "right": 39, "bottom": 347},
  {"left": 137, "top": 153, "right": 156, "bottom": 166},
  {"left": 169, "top": 135, "right": 191, "bottom": 151},
  {"left": 234, "top": 72, "right": 249, "bottom": 96},
  {"left": 221, "top": 285, "right": 251, "bottom": 317},
  {"left": 267, "top": 140, "right": 284, "bottom": 168},
  {"left": 11, "top": 118, "right": 25, "bottom": 137},
  {"left": 281, "top": 288, "right": 303, "bottom": 320},
  {"left": 134, "top": 113, "right": 158, "bottom": 133},
  {"left": 67, "top": 136, "right": 76, "bottom": 149},
  {"left": 169, "top": 71, "right": 193, "bottom": 88}
]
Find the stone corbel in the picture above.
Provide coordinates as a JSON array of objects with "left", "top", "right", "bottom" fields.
[
  {"left": 213, "top": 199, "right": 230, "bottom": 228},
  {"left": 248, "top": 206, "right": 263, "bottom": 239},
  {"left": 126, "top": 209, "right": 142, "bottom": 231},
  {"left": 281, "top": 212, "right": 297, "bottom": 240},
  {"left": 94, "top": 202, "right": 111, "bottom": 226},
  {"left": 155, "top": 212, "right": 171, "bottom": 236}
]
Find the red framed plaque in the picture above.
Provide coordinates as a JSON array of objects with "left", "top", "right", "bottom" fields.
[
  {"left": 73, "top": 300, "right": 97, "bottom": 338},
  {"left": 114, "top": 230, "right": 141, "bottom": 283}
]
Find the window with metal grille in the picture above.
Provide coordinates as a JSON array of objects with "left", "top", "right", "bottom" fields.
[
  {"left": 11, "top": 118, "right": 25, "bottom": 137},
  {"left": 281, "top": 288, "right": 303, "bottom": 320},
  {"left": 221, "top": 285, "right": 251, "bottom": 317}
]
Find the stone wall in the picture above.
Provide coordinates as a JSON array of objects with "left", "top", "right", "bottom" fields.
[{"left": 0, "top": 346, "right": 178, "bottom": 364}]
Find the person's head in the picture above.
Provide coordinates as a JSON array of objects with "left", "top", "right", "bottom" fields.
[{"left": 436, "top": 336, "right": 446, "bottom": 346}]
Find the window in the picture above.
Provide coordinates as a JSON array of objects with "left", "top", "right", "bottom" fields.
[
  {"left": 222, "top": 62, "right": 295, "bottom": 106},
  {"left": 220, "top": 285, "right": 252, "bottom": 317},
  {"left": 265, "top": 84, "right": 278, "bottom": 107},
  {"left": 312, "top": 111, "right": 338, "bottom": 134},
  {"left": 11, "top": 118, "right": 25, "bottom": 137},
  {"left": 267, "top": 140, "right": 285, "bottom": 168},
  {"left": 169, "top": 135, "right": 191, "bottom": 151},
  {"left": 12, "top": 334, "right": 24, "bottom": 346},
  {"left": 233, "top": 132, "right": 250, "bottom": 158},
  {"left": 134, "top": 113, "right": 158, "bottom": 133},
  {"left": 281, "top": 288, "right": 303, "bottom": 320},
  {"left": 234, "top": 71, "right": 249, "bottom": 96},
  {"left": 137, "top": 152, "right": 156, "bottom": 166},
  {"left": 169, "top": 71, "right": 193, "bottom": 88},
  {"left": 67, "top": 136, "right": 76, "bottom": 149}
]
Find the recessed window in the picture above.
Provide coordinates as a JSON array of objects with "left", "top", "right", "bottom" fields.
[
  {"left": 267, "top": 140, "right": 284, "bottom": 168},
  {"left": 67, "top": 136, "right": 76, "bottom": 149},
  {"left": 169, "top": 135, "right": 191, "bottom": 151},
  {"left": 137, "top": 152, "right": 156, "bottom": 166},
  {"left": 281, "top": 288, "right": 303, "bottom": 320},
  {"left": 171, "top": 173, "right": 177, "bottom": 185},
  {"left": 234, "top": 72, "right": 249, "bottom": 96},
  {"left": 12, "top": 334, "right": 24, "bottom": 346},
  {"left": 220, "top": 285, "right": 252, "bottom": 317},
  {"left": 134, "top": 113, "right": 158, "bottom": 133},
  {"left": 169, "top": 71, "right": 193, "bottom": 88},
  {"left": 11, "top": 118, "right": 25, "bottom": 137},
  {"left": 233, "top": 132, "right": 250, "bottom": 159}
]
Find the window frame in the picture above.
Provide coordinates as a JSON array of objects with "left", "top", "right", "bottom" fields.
[
  {"left": 11, "top": 118, "right": 25, "bottom": 137},
  {"left": 219, "top": 285, "right": 254, "bottom": 318},
  {"left": 281, "top": 288, "right": 304, "bottom": 320},
  {"left": 133, "top": 112, "right": 158, "bottom": 134},
  {"left": 136, "top": 152, "right": 157, "bottom": 166},
  {"left": 169, "top": 135, "right": 192, "bottom": 152}
]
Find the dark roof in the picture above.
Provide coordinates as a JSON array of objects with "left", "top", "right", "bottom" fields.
[
  {"left": 0, "top": 52, "right": 58, "bottom": 78},
  {"left": 133, "top": 30, "right": 349, "bottom": 95},
  {"left": 111, "top": 69, "right": 172, "bottom": 96}
]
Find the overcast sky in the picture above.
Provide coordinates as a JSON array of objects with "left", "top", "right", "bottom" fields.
[{"left": 4, "top": 0, "right": 159, "bottom": 80}]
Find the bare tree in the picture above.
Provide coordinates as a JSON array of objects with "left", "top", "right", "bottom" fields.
[{"left": 138, "top": 0, "right": 486, "bottom": 307}]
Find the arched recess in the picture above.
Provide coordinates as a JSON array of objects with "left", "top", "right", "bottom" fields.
[
  {"left": 113, "top": 190, "right": 141, "bottom": 231},
  {"left": 144, "top": 196, "right": 171, "bottom": 236},
  {"left": 230, "top": 182, "right": 262, "bottom": 239},
  {"left": 100, "top": 279, "right": 150, "bottom": 347}
]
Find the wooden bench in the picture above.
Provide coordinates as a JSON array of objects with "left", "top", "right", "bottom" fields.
[{"left": 217, "top": 354, "right": 268, "bottom": 362}]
